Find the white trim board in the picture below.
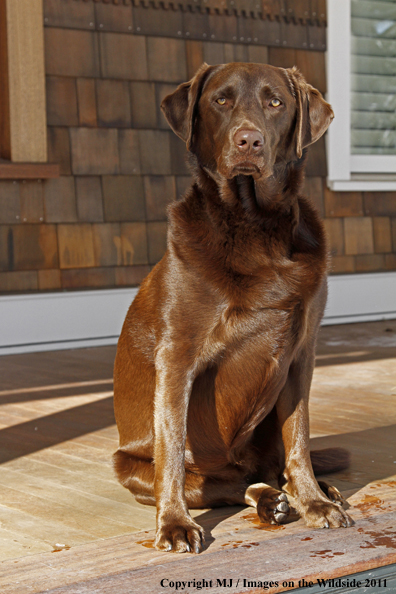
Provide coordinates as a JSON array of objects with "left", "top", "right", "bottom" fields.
[
  {"left": 328, "top": 180, "right": 396, "bottom": 192},
  {"left": 0, "top": 287, "right": 138, "bottom": 356},
  {"left": 0, "top": 272, "right": 395, "bottom": 355},
  {"left": 322, "top": 272, "right": 396, "bottom": 325}
]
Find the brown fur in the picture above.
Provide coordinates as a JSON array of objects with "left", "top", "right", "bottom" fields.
[{"left": 113, "top": 62, "right": 353, "bottom": 554}]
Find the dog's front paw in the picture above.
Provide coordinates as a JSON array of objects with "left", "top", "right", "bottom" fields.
[
  {"left": 257, "top": 489, "right": 290, "bottom": 525},
  {"left": 155, "top": 516, "right": 204, "bottom": 554},
  {"left": 301, "top": 500, "right": 354, "bottom": 529}
]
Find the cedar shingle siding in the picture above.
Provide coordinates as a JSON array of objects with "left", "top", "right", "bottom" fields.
[{"left": 0, "top": 0, "right": 395, "bottom": 293}]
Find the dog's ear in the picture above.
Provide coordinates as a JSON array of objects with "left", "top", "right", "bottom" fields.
[
  {"left": 161, "top": 63, "right": 215, "bottom": 150},
  {"left": 285, "top": 67, "right": 334, "bottom": 159}
]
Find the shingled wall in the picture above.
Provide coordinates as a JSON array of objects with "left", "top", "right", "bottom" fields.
[{"left": 0, "top": 0, "right": 395, "bottom": 293}]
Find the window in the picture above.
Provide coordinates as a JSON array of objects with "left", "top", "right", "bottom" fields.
[{"left": 327, "top": 0, "right": 396, "bottom": 190}]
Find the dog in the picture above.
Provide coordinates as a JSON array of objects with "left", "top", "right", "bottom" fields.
[{"left": 113, "top": 62, "right": 353, "bottom": 554}]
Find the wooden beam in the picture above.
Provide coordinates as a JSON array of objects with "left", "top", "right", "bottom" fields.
[
  {"left": 0, "top": 162, "right": 59, "bottom": 179},
  {"left": 0, "top": 0, "right": 11, "bottom": 160},
  {"left": 6, "top": 0, "right": 47, "bottom": 162}
]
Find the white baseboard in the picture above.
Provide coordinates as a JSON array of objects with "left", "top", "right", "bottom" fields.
[
  {"left": 0, "top": 272, "right": 395, "bottom": 355},
  {"left": 322, "top": 272, "right": 396, "bottom": 325},
  {"left": 0, "top": 288, "right": 138, "bottom": 356}
]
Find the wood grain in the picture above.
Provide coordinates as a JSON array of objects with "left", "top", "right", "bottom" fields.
[
  {"left": 0, "top": 163, "right": 59, "bottom": 179},
  {"left": 70, "top": 128, "right": 119, "bottom": 176},
  {"left": 99, "top": 31, "right": 148, "bottom": 80},
  {"left": 44, "top": 177, "right": 78, "bottom": 223},
  {"left": 344, "top": 217, "right": 374, "bottom": 256},
  {"left": 44, "top": 0, "right": 95, "bottom": 31},
  {"left": 0, "top": 484, "right": 395, "bottom": 594},
  {"left": 329, "top": 255, "right": 356, "bottom": 274},
  {"left": 130, "top": 81, "right": 157, "bottom": 129},
  {"left": 94, "top": 1, "right": 134, "bottom": 33},
  {"left": 363, "top": 192, "right": 396, "bottom": 218},
  {"left": 75, "top": 176, "right": 104, "bottom": 223},
  {"left": 0, "top": 180, "right": 20, "bottom": 223},
  {"left": 76, "top": 78, "right": 97, "bottom": 127},
  {"left": 186, "top": 40, "right": 204, "bottom": 78},
  {"left": 323, "top": 218, "right": 344, "bottom": 257},
  {"left": 45, "top": 28, "right": 100, "bottom": 78},
  {"left": 0, "top": 270, "right": 38, "bottom": 291},
  {"left": 355, "top": 254, "right": 386, "bottom": 272},
  {"left": 96, "top": 79, "right": 131, "bottom": 128},
  {"left": 57, "top": 223, "right": 95, "bottom": 269},
  {"left": 324, "top": 187, "right": 363, "bottom": 218},
  {"left": 6, "top": 0, "right": 47, "bottom": 162},
  {"left": 20, "top": 180, "right": 44, "bottom": 223},
  {"left": 0, "top": 0, "right": 10, "bottom": 160},
  {"left": 46, "top": 76, "right": 78, "bottom": 127},
  {"left": 373, "top": 217, "right": 392, "bottom": 254},
  {"left": 47, "top": 127, "right": 71, "bottom": 176},
  {"left": 11, "top": 224, "right": 58, "bottom": 270},
  {"left": 37, "top": 268, "right": 61, "bottom": 290}
]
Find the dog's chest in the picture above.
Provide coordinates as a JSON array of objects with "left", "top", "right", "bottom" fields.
[
  {"left": 198, "top": 285, "right": 302, "bottom": 369},
  {"left": 173, "top": 195, "right": 326, "bottom": 365}
]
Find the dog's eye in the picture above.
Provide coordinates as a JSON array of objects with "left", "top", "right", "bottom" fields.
[
  {"left": 216, "top": 98, "right": 227, "bottom": 105},
  {"left": 269, "top": 98, "right": 282, "bottom": 107}
]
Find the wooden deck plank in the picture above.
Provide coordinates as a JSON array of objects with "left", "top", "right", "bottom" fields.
[
  {"left": 0, "top": 483, "right": 137, "bottom": 539},
  {"left": 0, "top": 472, "right": 141, "bottom": 531},
  {"left": 0, "top": 505, "right": 96, "bottom": 549},
  {"left": 0, "top": 347, "right": 115, "bottom": 391},
  {"left": 0, "top": 481, "right": 395, "bottom": 594},
  {"left": 0, "top": 456, "right": 142, "bottom": 507},
  {"left": 0, "top": 320, "right": 395, "bottom": 590}
]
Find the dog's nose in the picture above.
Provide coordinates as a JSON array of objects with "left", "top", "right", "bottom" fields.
[{"left": 234, "top": 129, "right": 264, "bottom": 153}]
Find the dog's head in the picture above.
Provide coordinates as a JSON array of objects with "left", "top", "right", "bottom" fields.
[{"left": 161, "top": 62, "right": 333, "bottom": 180}]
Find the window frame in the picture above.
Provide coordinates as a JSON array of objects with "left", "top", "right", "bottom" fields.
[{"left": 326, "top": 0, "right": 396, "bottom": 191}]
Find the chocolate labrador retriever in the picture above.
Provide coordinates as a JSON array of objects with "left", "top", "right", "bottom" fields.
[{"left": 113, "top": 62, "right": 353, "bottom": 553}]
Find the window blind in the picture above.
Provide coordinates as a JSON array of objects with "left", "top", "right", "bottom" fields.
[{"left": 351, "top": 0, "right": 396, "bottom": 155}]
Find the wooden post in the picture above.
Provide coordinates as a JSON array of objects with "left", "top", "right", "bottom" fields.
[
  {"left": 5, "top": 0, "right": 47, "bottom": 162},
  {"left": 0, "top": 0, "right": 11, "bottom": 160}
]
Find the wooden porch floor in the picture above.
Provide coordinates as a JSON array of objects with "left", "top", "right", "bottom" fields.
[{"left": 0, "top": 320, "right": 395, "bottom": 593}]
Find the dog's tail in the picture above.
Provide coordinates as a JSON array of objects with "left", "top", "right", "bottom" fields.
[{"left": 310, "top": 447, "right": 350, "bottom": 475}]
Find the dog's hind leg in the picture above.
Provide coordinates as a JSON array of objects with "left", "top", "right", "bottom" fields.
[
  {"left": 114, "top": 449, "right": 249, "bottom": 508},
  {"left": 114, "top": 449, "right": 294, "bottom": 530},
  {"left": 317, "top": 480, "right": 346, "bottom": 506},
  {"left": 113, "top": 449, "right": 156, "bottom": 505},
  {"left": 245, "top": 483, "right": 290, "bottom": 524}
]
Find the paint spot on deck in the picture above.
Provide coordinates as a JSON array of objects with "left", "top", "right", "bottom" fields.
[
  {"left": 355, "top": 495, "right": 390, "bottom": 516},
  {"left": 136, "top": 539, "right": 155, "bottom": 549},
  {"left": 242, "top": 512, "right": 286, "bottom": 531}
]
